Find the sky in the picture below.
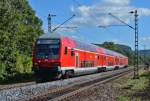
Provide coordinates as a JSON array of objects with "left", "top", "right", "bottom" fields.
[{"left": 28, "top": 0, "right": 150, "bottom": 50}]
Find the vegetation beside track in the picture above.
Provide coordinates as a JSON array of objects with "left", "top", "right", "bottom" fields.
[
  {"left": 0, "top": 0, "right": 43, "bottom": 81},
  {"left": 116, "top": 69, "right": 150, "bottom": 101}
]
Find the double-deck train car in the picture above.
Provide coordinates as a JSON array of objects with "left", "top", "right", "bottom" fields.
[{"left": 32, "top": 33, "right": 128, "bottom": 81}]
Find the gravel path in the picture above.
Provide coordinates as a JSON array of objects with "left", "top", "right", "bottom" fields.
[{"left": 0, "top": 82, "right": 35, "bottom": 90}]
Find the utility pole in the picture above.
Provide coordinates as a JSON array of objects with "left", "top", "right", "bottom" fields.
[
  {"left": 47, "top": 14, "right": 76, "bottom": 33},
  {"left": 100, "top": 10, "right": 139, "bottom": 79},
  {"left": 48, "top": 14, "right": 56, "bottom": 33},
  {"left": 52, "top": 14, "right": 76, "bottom": 32},
  {"left": 143, "top": 45, "right": 146, "bottom": 63},
  {"left": 130, "top": 10, "right": 139, "bottom": 79}
]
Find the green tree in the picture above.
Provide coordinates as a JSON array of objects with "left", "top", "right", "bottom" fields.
[
  {"left": 100, "top": 42, "right": 126, "bottom": 55},
  {"left": 0, "top": 0, "right": 43, "bottom": 79}
]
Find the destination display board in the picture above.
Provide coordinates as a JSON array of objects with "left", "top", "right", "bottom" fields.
[{"left": 37, "top": 39, "right": 60, "bottom": 44}]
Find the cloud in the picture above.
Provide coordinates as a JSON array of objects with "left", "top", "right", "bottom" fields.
[
  {"left": 103, "top": 0, "right": 130, "bottom": 6},
  {"left": 140, "top": 36, "right": 150, "bottom": 42},
  {"left": 112, "top": 39, "right": 119, "bottom": 43},
  {"left": 70, "top": 0, "right": 150, "bottom": 27},
  {"left": 138, "top": 8, "right": 150, "bottom": 16},
  {"left": 78, "top": 5, "right": 91, "bottom": 17}
]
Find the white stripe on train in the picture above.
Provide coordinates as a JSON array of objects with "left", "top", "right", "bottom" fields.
[{"left": 60, "top": 65, "right": 126, "bottom": 75}]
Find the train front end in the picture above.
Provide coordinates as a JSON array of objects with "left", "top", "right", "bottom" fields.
[{"left": 32, "top": 38, "right": 61, "bottom": 81}]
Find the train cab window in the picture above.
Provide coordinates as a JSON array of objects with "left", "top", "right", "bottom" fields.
[
  {"left": 71, "top": 48, "right": 75, "bottom": 56},
  {"left": 64, "top": 47, "right": 67, "bottom": 54}
]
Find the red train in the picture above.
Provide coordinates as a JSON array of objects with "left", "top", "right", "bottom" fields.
[{"left": 32, "top": 33, "right": 128, "bottom": 81}]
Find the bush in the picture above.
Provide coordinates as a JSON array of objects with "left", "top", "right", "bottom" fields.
[
  {"left": 0, "top": 62, "right": 6, "bottom": 80},
  {"left": 16, "top": 52, "right": 32, "bottom": 73},
  {"left": 0, "top": 0, "right": 43, "bottom": 81}
]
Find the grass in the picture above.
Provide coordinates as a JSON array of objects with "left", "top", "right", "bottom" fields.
[
  {"left": 117, "top": 96, "right": 130, "bottom": 101},
  {"left": 116, "top": 69, "right": 150, "bottom": 101},
  {"left": 123, "top": 73, "right": 149, "bottom": 91}
]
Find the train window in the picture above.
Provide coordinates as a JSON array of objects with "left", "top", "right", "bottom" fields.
[
  {"left": 104, "top": 56, "right": 106, "bottom": 60},
  {"left": 98, "top": 55, "right": 100, "bottom": 60},
  {"left": 71, "top": 48, "right": 75, "bottom": 56},
  {"left": 64, "top": 47, "right": 67, "bottom": 54}
]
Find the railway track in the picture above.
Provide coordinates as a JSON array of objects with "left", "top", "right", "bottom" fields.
[
  {"left": 26, "top": 68, "right": 133, "bottom": 101},
  {"left": 49, "top": 70, "right": 131, "bottom": 101},
  {"left": 0, "top": 67, "right": 134, "bottom": 101}
]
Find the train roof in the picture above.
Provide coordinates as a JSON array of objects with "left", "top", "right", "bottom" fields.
[
  {"left": 38, "top": 33, "right": 127, "bottom": 58},
  {"left": 39, "top": 33, "right": 61, "bottom": 39}
]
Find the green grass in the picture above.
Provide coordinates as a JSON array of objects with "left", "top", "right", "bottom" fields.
[
  {"left": 117, "top": 96, "right": 130, "bottom": 101},
  {"left": 117, "top": 70, "right": 150, "bottom": 101},
  {"left": 124, "top": 77, "right": 147, "bottom": 91}
]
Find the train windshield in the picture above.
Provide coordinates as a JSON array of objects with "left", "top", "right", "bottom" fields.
[{"left": 35, "top": 39, "right": 60, "bottom": 59}]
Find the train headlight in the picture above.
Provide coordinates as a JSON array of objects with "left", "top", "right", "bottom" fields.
[{"left": 34, "top": 62, "right": 38, "bottom": 66}]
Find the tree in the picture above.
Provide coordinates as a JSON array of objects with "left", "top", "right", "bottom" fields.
[{"left": 0, "top": 0, "right": 43, "bottom": 79}]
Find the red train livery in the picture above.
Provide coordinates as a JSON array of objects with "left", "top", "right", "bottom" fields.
[{"left": 32, "top": 33, "right": 128, "bottom": 81}]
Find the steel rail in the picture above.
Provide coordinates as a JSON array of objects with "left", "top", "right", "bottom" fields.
[{"left": 50, "top": 70, "right": 132, "bottom": 101}]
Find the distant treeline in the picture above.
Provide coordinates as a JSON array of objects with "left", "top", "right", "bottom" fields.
[
  {"left": 139, "top": 50, "right": 150, "bottom": 56},
  {"left": 0, "top": 0, "right": 43, "bottom": 80}
]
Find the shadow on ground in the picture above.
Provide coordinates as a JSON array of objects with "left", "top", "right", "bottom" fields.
[{"left": 0, "top": 72, "right": 35, "bottom": 85}]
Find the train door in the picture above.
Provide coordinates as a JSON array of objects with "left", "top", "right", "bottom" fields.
[{"left": 75, "top": 53, "right": 79, "bottom": 67}]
